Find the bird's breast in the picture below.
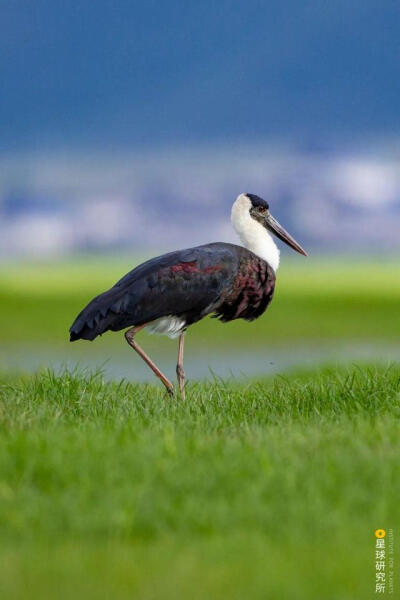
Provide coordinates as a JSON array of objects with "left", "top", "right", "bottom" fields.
[{"left": 214, "top": 255, "right": 276, "bottom": 322}]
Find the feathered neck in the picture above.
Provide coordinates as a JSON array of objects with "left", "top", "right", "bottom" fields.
[{"left": 231, "top": 194, "right": 280, "bottom": 271}]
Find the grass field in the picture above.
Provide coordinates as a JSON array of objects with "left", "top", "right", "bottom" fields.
[
  {"left": 0, "top": 257, "right": 398, "bottom": 597},
  {"left": 0, "top": 365, "right": 399, "bottom": 599}
]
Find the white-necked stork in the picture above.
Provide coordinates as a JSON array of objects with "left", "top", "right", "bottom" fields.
[{"left": 70, "top": 193, "right": 307, "bottom": 397}]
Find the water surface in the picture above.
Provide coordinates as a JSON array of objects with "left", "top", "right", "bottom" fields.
[{"left": 1, "top": 342, "right": 398, "bottom": 382}]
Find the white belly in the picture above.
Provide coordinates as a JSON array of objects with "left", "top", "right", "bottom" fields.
[{"left": 145, "top": 315, "right": 186, "bottom": 339}]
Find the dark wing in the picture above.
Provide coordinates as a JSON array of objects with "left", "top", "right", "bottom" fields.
[{"left": 69, "top": 243, "right": 241, "bottom": 341}]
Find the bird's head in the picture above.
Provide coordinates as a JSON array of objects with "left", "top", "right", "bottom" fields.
[{"left": 233, "top": 193, "right": 307, "bottom": 257}]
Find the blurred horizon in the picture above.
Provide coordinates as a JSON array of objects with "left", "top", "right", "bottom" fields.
[{"left": 2, "top": 140, "right": 400, "bottom": 258}]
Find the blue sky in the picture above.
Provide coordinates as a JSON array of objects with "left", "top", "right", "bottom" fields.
[{"left": 1, "top": 1, "right": 400, "bottom": 150}]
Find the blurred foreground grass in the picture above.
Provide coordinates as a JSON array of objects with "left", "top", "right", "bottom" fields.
[
  {"left": 0, "top": 364, "right": 399, "bottom": 599},
  {"left": 1, "top": 256, "right": 399, "bottom": 349}
]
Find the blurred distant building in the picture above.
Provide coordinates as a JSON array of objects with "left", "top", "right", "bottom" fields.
[{"left": 1, "top": 144, "right": 400, "bottom": 258}]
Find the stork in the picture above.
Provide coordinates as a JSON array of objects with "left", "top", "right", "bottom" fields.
[{"left": 70, "top": 193, "right": 307, "bottom": 398}]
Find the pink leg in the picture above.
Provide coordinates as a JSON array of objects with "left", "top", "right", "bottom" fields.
[
  {"left": 125, "top": 326, "right": 174, "bottom": 395},
  {"left": 176, "top": 331, "right": 186, "bottom": 399}
]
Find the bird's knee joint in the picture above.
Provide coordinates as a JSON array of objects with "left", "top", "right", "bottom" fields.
[
  {"left": 176, "top": 364, "right": 185, "bottom": 379},
  {"left": 125, "top": 329, "right": 135, "bottom": 344}
]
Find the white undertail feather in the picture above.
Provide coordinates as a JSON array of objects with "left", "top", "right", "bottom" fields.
[
  {"left": 231, "top": 194, "right": 280, "bottom": 271},
  {"left": 146, "top": 316, "right": 186, "bottom": 339}
]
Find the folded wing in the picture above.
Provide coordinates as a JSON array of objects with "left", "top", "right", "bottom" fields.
[{"left": 69, "top": 243, "right": 239, "bottom": 341}]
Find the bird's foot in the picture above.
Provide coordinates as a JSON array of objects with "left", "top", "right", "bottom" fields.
[{"left": 166, "top": 384, "right": 175, "bottom": 397}]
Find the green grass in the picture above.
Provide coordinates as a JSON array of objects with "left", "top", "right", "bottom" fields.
[
  {"left": 0, "top": 365, "right": 399, "bottom": 599},
  {"left": 1, "top": 257, "right": 399, "bottom": 596},
  {"left": 1, "top": 257, "right": 400, "bottom": 348}
]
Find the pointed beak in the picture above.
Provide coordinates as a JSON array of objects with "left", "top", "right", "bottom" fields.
[{"left": 265, "top": 213, "right": 308, "bottom": 256}]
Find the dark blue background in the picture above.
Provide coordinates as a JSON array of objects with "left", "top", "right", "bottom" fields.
[{"left": 1, "top": 1, "right": 399, "bottom": 149}]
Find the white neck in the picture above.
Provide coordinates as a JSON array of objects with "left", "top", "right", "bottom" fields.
[{"left": 231, "top": 194, "right": 280, "bottom": 271}]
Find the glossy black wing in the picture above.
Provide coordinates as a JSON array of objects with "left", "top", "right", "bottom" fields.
[{"left": 69, "top": 243, "right": 241, "bottom": 341}]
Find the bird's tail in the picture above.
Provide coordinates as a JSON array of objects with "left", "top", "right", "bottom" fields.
[
  {"left": 69, "top": 288, "right": 127, "bottom": 341},
  {"left": 69, "top": 302, "right": 108, "bottom": 341}
]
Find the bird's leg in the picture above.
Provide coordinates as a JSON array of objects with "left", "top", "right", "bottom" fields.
[
  {"left": 125, "top": 326, "right": 174, "bottom": 396},
  {"left": 176, "top": 331, "right": 186, "bottom": 399}
]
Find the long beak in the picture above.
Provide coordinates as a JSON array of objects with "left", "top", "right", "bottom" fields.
[{"left": 265, "top": 213, "right": 308, "bottom": 256}]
